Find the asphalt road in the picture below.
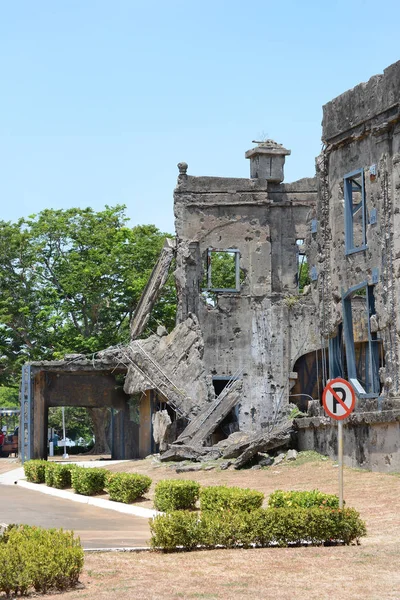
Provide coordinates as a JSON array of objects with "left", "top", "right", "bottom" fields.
[{"left": 0, "top": 485, "right": 151, "bottom": 549}]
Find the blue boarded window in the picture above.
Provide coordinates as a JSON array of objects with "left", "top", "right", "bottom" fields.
[
  {"left": 342, "top": 283, "right": 380, "bottom": 398},
  {"left": 344, "top": 169, "right": 367, "bottom": 255}
]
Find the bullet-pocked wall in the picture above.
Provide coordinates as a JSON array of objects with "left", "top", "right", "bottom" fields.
[
  {"left": 174, "top": 145, "right": 318, "bottom": 431},
  {"left": 308, "top": 61, "right": 400, "bottom": 400}
]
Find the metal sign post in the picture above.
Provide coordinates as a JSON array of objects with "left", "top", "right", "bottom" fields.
[
  {"left": 322, "top": 377, "right": 356, "bottom": 509},
  {"left": 338, "top": 420, "right": 343, "bottom": 508}
]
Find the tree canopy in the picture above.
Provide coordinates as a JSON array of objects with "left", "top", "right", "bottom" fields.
[{"left": 0, "top": 205, "right": 176, "bottom": 386}]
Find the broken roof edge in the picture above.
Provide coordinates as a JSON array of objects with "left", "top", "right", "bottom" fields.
[{"left": 322, "top": 60, "right": 400, "bottom": 142}]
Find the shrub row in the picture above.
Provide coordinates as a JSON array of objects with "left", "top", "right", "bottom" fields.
[
  {"left": 45, "top": 463, "right": 78, "bottom": 489},
  {"left": 154, "top": 480, "right": 201, "bottom": 512},
  {"left": 150, "top": 507, "right": 367, "bottom": 551},
  {"left": 24, "top": 461, "right": 153, "bottom": 503},
  {"left": 107, "top": 472, "right": 152, "bottom": 504},
  {"left": 70, "top": 467, "right": 107, "bottom": 496},
  {"left": 153, "top": 482, "right": 264, "bottom": 513},
  {"left": 24, "top": 459, "right": 47, "bottom": 483},
  {"left": 0, "top": 525, "right": 84, "bottom": 595},
  {"left": 200, "top": 485, "right": 264, "bottom": 513},
  {"left": 268, "top": 489, "right": 340, "bottom": 509}
]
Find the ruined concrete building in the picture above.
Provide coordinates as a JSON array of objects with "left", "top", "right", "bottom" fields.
[
  {"left": 22, "top": 61, "right": 400, "bottom": 471},
  {"left": 172, "top": 143, "right": 317, "bottom": 428},
  {"left": 296, "top": 61, "right": 400, "bottom": 471}
]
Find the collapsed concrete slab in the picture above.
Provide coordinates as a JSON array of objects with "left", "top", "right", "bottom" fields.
[
  {"left": 232, "top": 421, "right": 293, "bottom": 469},
  {"left": 174, "top": 380, "right": 242, "bottom": 446},
  {"left": 123, "top": 314, "right": 215, "bottom": 418},
  {"left": 130, "top": 237, "right": 175, "bottom": 339}
]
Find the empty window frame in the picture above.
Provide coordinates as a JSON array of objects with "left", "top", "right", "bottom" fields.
[
  {"left": 344, "top": 169, "right": 367, "bottom": 254},
  {"left": 342, "top": 282, "right": 380, "bottom": 397},
  {"left": 205, "top": 249, "right": 240, "bottom": 292},
  {"left": 296, "top": 239, "right": 310, "bottom": 292}
]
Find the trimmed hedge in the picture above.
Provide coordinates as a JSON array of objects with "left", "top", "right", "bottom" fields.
[
  {"left": 200, "top": 485, "right": 264, "bottom": 513},
  {"left": 149, "top": 507, "right": 367, "bottom": 551},
  {"left": 106, "top": 473, "right": 152, "bottom": 504},
  {"left": 23, "top": 460, "right": 47, "bottom": 483},
  {"left": 71, "top": 466, "right": 107, "bottom": 496},
  {"left": 268, "top": 489, "right": 340, "bottom": 509},
  {"left": 45, "top": 463, "right": 78, "bottom": 489},
  {"left": 154, "top": 479, "right": 200, "bottom": 512},
  {"left": 0, "top": 525, "right": 84, "bottom": 595}
]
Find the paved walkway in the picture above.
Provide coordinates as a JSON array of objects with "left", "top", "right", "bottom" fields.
[
  {"left": 0, "top": 462, "right": 155, "bottom": 549},
  {"left": 0, "top": 485, "right": 152, "bottom": 549}
]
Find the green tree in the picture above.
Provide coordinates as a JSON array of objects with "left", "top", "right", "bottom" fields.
[
  {"left": 0, "top": 386, "right": 19, "bottom": 408},
  {"left": 47, "top": 407, "right": 93, "bottom": 444},
  {"left": 0, "top": 206, "right": 176, "bottom": 450}
]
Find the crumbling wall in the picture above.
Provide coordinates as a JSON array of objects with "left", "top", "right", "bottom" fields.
[
  {"left": 308, "top": 60, "right": 400, "bottom": 398},
  {"left": 174, "top": 161, "right": 317, "bottom": 431},
  {"left": 124, "top": 314, "right": 215, "bottom": 417}
]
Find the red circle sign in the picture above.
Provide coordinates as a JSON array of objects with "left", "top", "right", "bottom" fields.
[{"left": 322, "top": 378, "right": 356, "bottom": 420}]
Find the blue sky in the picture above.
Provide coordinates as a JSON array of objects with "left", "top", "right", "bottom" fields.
[{"left": 1, "top": 0, "right": 399, "bottom": 234}]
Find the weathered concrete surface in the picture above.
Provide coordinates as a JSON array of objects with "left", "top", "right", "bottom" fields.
[
  {"left": 130, "top": 237, "right": 175, "bottom": 339},
  {"left": 298, "top": 60, "right": 400, "bottom": 472},
  {"left": 308, "top": 60, "right": 400, "bottom": 401},
  {"left": 152, "top": 409, "right": 173, "bottom": 452},
  {"left": 231, "top": 421, "right": 292, "bottom": 469},
  {"left": 174, "top": 382, "right": 241, "bottom": 446},
  {"left": 174, "top": 149, "right": 317, "bottom": 431},
  {"left": 124, "top": 314, "right": 215, "bottom": 418},
  {"left": 295, "top": 411, "right": 400, "bottom": 472},
  {"left": 322, "top": 61, "right": 400, "bottom": 143}
]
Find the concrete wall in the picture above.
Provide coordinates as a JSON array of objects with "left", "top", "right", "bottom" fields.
[
  {"left": 299, "top": 61, "right": 400, "bottom": 471},
  {"left": 296, "top": 408, "right": 400, "bottom": 472},
  {"left": 308, "top": 60, "right": 400, "bottom": 396},
  {"left": 174, "top": 157, "right": 317, "bottom": 431}
]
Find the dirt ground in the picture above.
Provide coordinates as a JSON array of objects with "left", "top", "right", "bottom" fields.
[{"left": 35, "top": 452, "right": 400, "bottom": 600}]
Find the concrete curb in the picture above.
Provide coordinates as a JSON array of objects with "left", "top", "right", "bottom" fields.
[
  {"left": 0, "top": 467, "right": 25, "bottom": 485},
  {"left": 17, "top": 480, "right": 160, "bottom": 519}
]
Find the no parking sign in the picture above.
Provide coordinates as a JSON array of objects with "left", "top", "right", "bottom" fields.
[
  {"left": 322, "top": 377, "right": 355, "bottom": 420},
  {"left": 322, "top": 377, "right": 356, "bottom": 509}
]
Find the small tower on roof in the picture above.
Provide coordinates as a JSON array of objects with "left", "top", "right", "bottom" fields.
[{"left": 245, "top": 139, "right": 291, "bottom": 182}]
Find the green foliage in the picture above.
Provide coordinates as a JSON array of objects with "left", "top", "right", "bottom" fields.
[
  {"left": 154, "top": 479, "right": 201, "bottom": 512},
  {"left": 48, "top": 406, "right": 93, "bottom": 445},
  {"left": 150, "top": 511, "right": 202, "bottom": 551},
  {"left": 71, "top": 466, "right": 107, "bottom": 496},
  {"left": 268, "top": 489, "right": 340, "bottom": 509},
  {"left": 106, "top": 472, "right": 152, "bottom": 504},
  {"left": 45, "top": 463, "right": 77, "bottom": 489},
  {"left": 200, "top": 485, "right": 264, "bottom": 513},
  {"left": 0, "top": 207, "right": 176, "bottom": 387},
  {"left": 150, "top": 507, "right": 367, "bottom": 551},
  {"left": 0, "top": 386, "right": 19, "bottom": 408},
  {"left": 298, "top": 260, "right": 310, "bottom": 291},
  {"left": 23, "top": 460, "right": 47, "bottom": 483},
  {"left": 0, "top": 524, "right": 84, "bottom": 595},
  {"left": 209, "top": 251, "right": 237, "bottom": 289}
]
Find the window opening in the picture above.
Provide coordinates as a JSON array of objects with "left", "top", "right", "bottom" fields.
[
  {"left": 204, "top": 249, "right": 240, "bottom": 292},
  {"left": 210, "top": 377, "right": 239, "bottom": 441},
  {"left": 296, "top": 239, "right": 310, "bottom": 292},
  {"left": 342, "top": 283, "right": 381, "bottom": 397},
  {"left": 344, "top": 169, "right": 367, "bottom": 254}
]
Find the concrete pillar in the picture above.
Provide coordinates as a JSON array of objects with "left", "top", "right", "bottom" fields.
[{"left": 33, "top": 372, "right": 47, "bottom": 459}]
